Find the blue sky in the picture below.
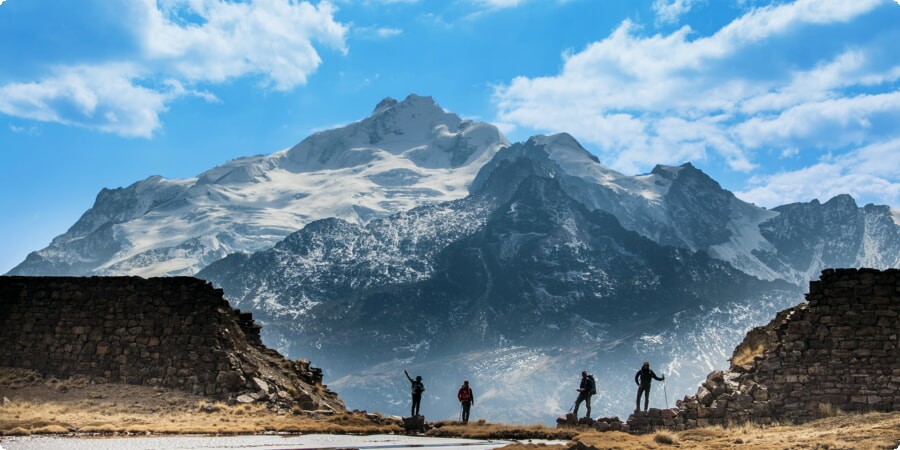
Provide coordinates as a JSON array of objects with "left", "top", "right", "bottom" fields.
[{"left": 1, "top": 0, "right": 899, "bottom": 273}]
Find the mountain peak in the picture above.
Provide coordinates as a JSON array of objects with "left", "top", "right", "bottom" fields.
[
  {"left": 372, "top": 97, "right": 398, "bottom": 114},
  {"left": 824, "top": 194, "right": 858, "bottom": 209},
  {"left": 650, "top": 163, "right": 694, "bottom": 180},
  {"left": 371, "top": 94, "right": 443, "bottom": 117},
  {"left": 527, "top": 133, "right": 601, "bottom": 165}
]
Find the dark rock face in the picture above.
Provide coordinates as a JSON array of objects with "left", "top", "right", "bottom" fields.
[
  {"left": 754, "top": 196, "right": 900, "bottom": 284},
  {"left": 630, "top": 268, "right": 900, "bottom": 431},
  {"left": 0, "top": 276, "right": 343, "bottom": 412}
]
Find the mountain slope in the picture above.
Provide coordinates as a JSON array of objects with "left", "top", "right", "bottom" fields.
[
  {"left": 472, "top": 134, "right": 898, "bottom": 283},
  {"left": 198, "top": 155, "right": 801, "bottom": 422},
  {"left": 9, "top": 95, "right": 507, "bottom": 277}
]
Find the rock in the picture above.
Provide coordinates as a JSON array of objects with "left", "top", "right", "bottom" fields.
[
  {"left": 570, "top": 441, "right": 600, "bottom": 450},
  {"left": 200, "top": 402, "right": 220, "bottom": 413},
  {"left": 697, "top": 387, "right": 714, "bottom": 406},
  {"left": 402, "top": 415, "right": 426, "bottom": 432},
  {"left": 252, "top": 377, "right": 269, "bottom": 393},
  {"left": 236, "top": 394, "right": 256, "bottom": 403},
  {"left": 577, "top": 417, "right": 595, "bottom": 426}
]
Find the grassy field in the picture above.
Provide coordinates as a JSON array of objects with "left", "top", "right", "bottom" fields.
[{"left": 2, "top": 368, "right": 898, "bottom": 449}]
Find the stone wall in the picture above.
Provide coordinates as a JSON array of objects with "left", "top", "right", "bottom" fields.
[
  {"left": 641, "top": 268, "right": 899, "bottom": 431},
  {"left": 0, "top": 276, "right": 343, "bottom": 412}
]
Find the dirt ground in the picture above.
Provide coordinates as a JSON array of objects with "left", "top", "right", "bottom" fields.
[{"left": 1, "top": 368, "right": 898, "bottom": 449}]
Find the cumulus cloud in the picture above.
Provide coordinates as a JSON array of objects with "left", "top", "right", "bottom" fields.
[
  {"left": 737, "top": 138, "right": 900, "bottom": 208},
  {"left": 140, "top": 0, "right": 347, "bottom": 90},
  {"left": 0, "top": 64, "right": 169, "bottom": 138},
  {"left": 0, "top": 0, "right": 348, "bottom": 137},
  {"left": 493, "top": 0, "right": 898, "bottom": 185},
  {"left": 653, "top": 0, "right": 700, "bottom": 24}
]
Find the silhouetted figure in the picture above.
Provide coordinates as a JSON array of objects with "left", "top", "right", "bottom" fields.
[
  {"left": 573, "top": 370, "right": 597, "bottom": 419},
  {"left": 404, "top": 370, "right": 425, "bottom": 416},
  {"left": 634, "top": 361, "right": 664, "bottom": 412},
  {"left": 457, "top": 380, "right": 474, "bottom": 424}
]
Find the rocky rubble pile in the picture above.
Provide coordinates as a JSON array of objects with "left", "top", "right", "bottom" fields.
[
  {"left": 672, "top": 268, "right": 899, "bottom": 426},
  {"left": 625, "top": 408, "right": 681, "bottom": 433},
  {"left": 557, "top": 414, "right": 626, "bottom": 432},
  {"left": 0, "top": 276, "right": 344, "bottom": 413},
  {"left": 559, "top": 268, "right": 898, "bottom": 434}
]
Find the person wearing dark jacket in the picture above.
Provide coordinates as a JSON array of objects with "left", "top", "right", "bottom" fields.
[
  {"left": 457, "top": 380, "right": 474, "bottom": 424},
  {"left": 634, "top": 361, "right": 664, "bottom": 412},
  {"left": 573, "top": 370, "right": 596, "bottom": 419},
  {"left": 404, "top": 370, "right": 425, "bottom": 417}
]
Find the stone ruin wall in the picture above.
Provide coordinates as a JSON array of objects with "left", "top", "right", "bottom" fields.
[
  {"left": 625, "top": 268, "right": 899, "bottom": 433},
  {"left": 0, "top": 276, "right": 344, "bottom": 412}
]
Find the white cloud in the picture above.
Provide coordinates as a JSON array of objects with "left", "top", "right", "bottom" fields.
[
  {"left": 8, "top": 124, "right": 39, "bottom": 136},
  {"left": 140, "top": 0, "right": 348, "bottom": 91},
  {"left": 737, "top": 91, "right": 900, "bottom": 150},
  {"left": 0, "top": 0, "right": 349, "bottom": 137},
  {"left": 0, "top": 65, "right": 169, "bottom": 138},
  {"left": 355, "top": 25, "right": 403, "bottom": 40},
  {"left": 471, "top": 0, "right": 525, "bottom": 10},
  {"left": 737, "top": 138, "right": 900, "bottom": 208},
  {"left": 493, "top": 0, "right": 897, "bottom": 178},
  {"left": 653, "top": 0, "right": 700, "bottom": 24}
]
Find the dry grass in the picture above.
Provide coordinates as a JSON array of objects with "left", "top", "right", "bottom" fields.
[
  {"left": 0, "top": 368, "right": 401, "bottom": 436},
  {"left": 0, "top": 397, "right": 402, "bottom": 436},
  {"left": 817, "top": 403, "right": 845, "bottom": 418},
  {"left": 730, "top": 342, "right": 765, "bottom": 367},
  {"left": 427, "top": 420, "right": 577, "bottom": 440},
  {"left": 566, "top": 412, "right": 900, "bottom": 450},
  {"left": 652, "top": 430, "right": 678, "bottom": 446}
]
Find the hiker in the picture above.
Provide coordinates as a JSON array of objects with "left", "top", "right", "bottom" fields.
[
  {"left": 634, "top": 361, "right": 664, "bottom": 412},
  {"left": 457, "top": 380, "right": 474, "bottom": 424},
  {"left": 404, "top": 370, "right": 425, "bottom": 417},
  {"left": 573, "top": 370, "right": 596, "bottom": 419}
]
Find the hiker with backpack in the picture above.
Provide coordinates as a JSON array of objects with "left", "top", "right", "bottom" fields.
[
  {"left": 634, "top": 361, "right": 664, "bottom": 412},
  {"left": 404, "top": 370, "right": 425, "bottom": 417},
  {"left": 573, "top": 370, "right": 597, "bottom": 419},
  {"left": 457, "top": 380, "right": 474, "bottom": 424}
]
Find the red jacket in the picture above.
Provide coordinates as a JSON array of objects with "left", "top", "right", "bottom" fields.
[{"left": 457, "top": 385, "right": 474, "bottom": 402}]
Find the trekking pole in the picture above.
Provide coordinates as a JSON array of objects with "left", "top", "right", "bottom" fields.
[{"left": 663, "top": 380, "right": 669, "bottom": 409}]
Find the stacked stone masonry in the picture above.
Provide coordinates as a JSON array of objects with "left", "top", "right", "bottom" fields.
[
  {"left": 621, "top": 268, "right": 899, "bottom": 432},
  {"left": 0, "top": 276, "right": 344, "bottom": 412}
]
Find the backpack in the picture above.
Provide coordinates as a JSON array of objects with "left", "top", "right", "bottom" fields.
[
  {"left": 458, "top": 386, "right": 472, "bottom": 401},
  {"left": 412, "top": 381, "right": 425, "bottom": 395},
  {"left": 587, "top": 375, "right": 597, "bottom": 395}
]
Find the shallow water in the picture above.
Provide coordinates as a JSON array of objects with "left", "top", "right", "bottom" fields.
[{"left": 0, "top": 433, "right": 566, "bottom": 450}]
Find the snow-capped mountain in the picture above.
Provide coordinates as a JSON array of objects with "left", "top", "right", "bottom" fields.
[
  {"left": 198, "top": 154, "right": 802, "bottom": 421},
  {"left": 9, "top": 95, "right": 896, "bottom": 284},
  {"left": 9, "top": 95, "right": 507, "bottom": 277},
  {"left": 472, "top": 135, "right": 899, "bottom": 283}
]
